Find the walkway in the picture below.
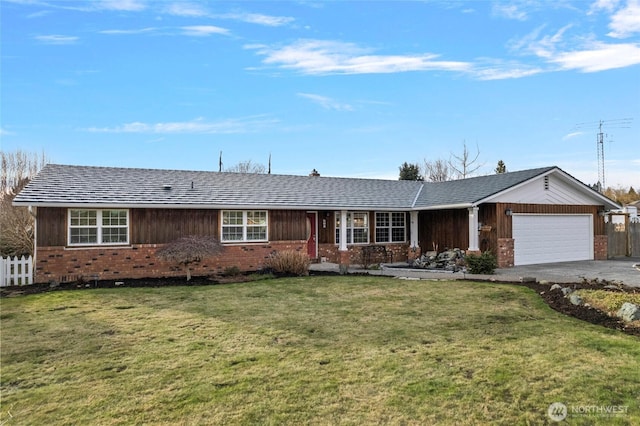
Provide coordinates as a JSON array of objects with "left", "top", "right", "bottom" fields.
[{"left": 310, "top": 258, "right": 640, "bottom": 287}]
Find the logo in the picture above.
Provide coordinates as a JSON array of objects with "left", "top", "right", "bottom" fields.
[{"left": 548, "top": 402, "right": 568, "bottom": 422}]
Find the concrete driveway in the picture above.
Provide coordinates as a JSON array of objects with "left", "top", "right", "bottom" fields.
[
  {"left": 312, "top": 257, "right": 640, "bottom": 287},
  {"left": 493, "top": 258, "right": 640, "bottom": 287}
]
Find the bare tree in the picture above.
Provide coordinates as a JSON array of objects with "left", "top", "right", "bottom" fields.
[
  {"left": 0, "top": 150, "right": 49, "bottom": 257},
  {"left": 449, "top": 141, "right": 483, "bottom": 179},
  {"left": 423, "top": 159, "right": 454, "bottom": 182},
  {"left": 156, "top": 235, "right": 224, "bottom": 281},
  {"left": 225, "top": 160, "right": 266, "bottom": 174}
]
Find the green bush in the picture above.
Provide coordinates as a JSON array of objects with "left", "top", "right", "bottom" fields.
[
  {"left": 263, "top": 250, "right": 310, "bottom": 276},
  {"left": 465, "top": 251, "right": 498, "bottom": 274}
]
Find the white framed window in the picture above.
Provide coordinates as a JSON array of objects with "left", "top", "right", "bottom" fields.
[
  {"left": 221, "top": 210, "right": 268, "bottom": 242},
  {"left": 375, "top": 212, "right": 406, "bottom": 243},
  {"left": 68, "top": 209, "right": 129, "bottom": 246},
  {"left": 335, "top": 212, "right": 369, "bottom": 245}
]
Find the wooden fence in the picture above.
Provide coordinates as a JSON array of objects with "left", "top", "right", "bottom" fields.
[
  {"left": 607, "top": 221, "right": 640, "bottom": 258},
  {"left": 0, "top": 255, "right": 34, "bottom": 287}
]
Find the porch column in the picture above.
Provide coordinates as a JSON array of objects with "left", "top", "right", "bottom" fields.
[
  {"left": 338, "top": 210, "right": 349, "bottom": 273},
  {"left": 468, "top": 206, "right": 480, "bottom": 252},
  {"left": 339, "top": 210, "right": 348, "bottom": 252},
  {"left": 409, "top": 211, "right": 420, "bottom": 259}
]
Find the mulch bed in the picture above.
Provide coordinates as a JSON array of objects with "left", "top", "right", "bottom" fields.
[{"left": 2, "top": 273, "right": 639, "bottom": 337}]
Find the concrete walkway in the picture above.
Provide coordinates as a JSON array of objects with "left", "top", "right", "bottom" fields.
[{"left": 310, "top": 258, "right": 640, "bottom": 287}]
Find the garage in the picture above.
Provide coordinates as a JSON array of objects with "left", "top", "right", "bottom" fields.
[{"left": 512, "top": 214, "right": 593, "bottom": 265}]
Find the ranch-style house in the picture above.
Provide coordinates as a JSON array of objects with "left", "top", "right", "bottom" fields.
[{"left": 13, "top": 164, "right": 619, "bottom": 283}]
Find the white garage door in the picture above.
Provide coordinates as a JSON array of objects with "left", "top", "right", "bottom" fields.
[{"left": 512, "top": 214, "right": 593, "bottom": 266}]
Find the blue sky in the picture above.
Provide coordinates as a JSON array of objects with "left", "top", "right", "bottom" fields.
[{"left": 1, "top": 0, "right": 639, "bottom": 188}]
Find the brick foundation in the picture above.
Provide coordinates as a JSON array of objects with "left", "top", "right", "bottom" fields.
[
  {"left": 497, "top": 238, "right": 514, "bottom": 268},
  {"left": 34, "top": 241, "right": 306, "bottom": 283},
  {"left": 594, "top": 235, "right": 608, "bottom": 260}
]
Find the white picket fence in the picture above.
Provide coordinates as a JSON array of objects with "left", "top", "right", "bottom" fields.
[{"left": 1, "top": 255, "right": 34, "bottom": 287}]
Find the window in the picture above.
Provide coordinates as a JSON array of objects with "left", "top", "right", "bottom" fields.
[
  {"left": 222, "top": 210, "right": 268, "bottom": 242},
  {"left": 375, "top": 212, "right": 406, "bottom": 243},
  {"left": 335, "top": 212, "right": 369, "bottom": 244},
  {"left": 69, "top": 209, "right": 129, "bottom": 245}
]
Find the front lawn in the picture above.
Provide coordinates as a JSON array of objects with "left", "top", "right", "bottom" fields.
[{"left": 1, "top": 276, "right": 639, "bottom": 424}]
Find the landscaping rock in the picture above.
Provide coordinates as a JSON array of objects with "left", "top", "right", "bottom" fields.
[
  {"left": 569, "top": 293, "right": 583, "bottom": 306},
  {"left": 561, "top": 287, "right": 574, "bottom": 296},
  {"left": 616, "top": 303, "right": 640, "bottom": 322},
  {"left": 550, "top": 284, "right": 562, "bottom": 291}
]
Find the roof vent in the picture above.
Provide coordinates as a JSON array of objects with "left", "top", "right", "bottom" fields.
[
  {"left": 544, "top": 176, "right": 549, "bottom": 190},
  {"left": 162, "top": 184, "right": 172, "bottom": 190}
]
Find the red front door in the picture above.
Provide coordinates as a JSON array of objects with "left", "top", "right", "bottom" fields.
[{"left": 306, "top": 212, "right": 317, "bottom": 259}]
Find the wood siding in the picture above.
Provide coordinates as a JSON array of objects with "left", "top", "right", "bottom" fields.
[
  {"left": 36, "top": 207, "right": 67, "bottom": 247},
  {"left": 37, "top": 207, "right": 309, "bottom": 247},
  {"left": 418, "top": 209, "right": 469, "bottom": 252},
  {"left": 269, "top": 210, "right": 308, "bottom": 241},
  {"left": 131, "top": 209, "right": 218, "bottom": 244},
  {"left": 493, "top": 203, "right": 603, "bottom": 238},
  {"left": 418, "top": 203, "right": 604, "bottom": 255}
]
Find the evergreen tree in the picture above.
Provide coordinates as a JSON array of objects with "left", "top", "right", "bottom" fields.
[{"left": 398, "top": 162, "right": 424, "bottom": 181}]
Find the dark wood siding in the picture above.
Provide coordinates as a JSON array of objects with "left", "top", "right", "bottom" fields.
[
  {"left": 494, "top": 203, "right": 603, "bottom": 238},
  {"left": 418, "top": 209, "right": 469, "bottom": 252},
  {"left": 37, "top": 207, "right": 67, "bottom": 247},
  {"left": 269, "top": 210, "right": 307, "bottom": 241},
  {"left": 317, "top": 211, "right": 334, "bottom": 244},
  {"left": 131, "top": 209, "right": 218, "bottom": 244}
]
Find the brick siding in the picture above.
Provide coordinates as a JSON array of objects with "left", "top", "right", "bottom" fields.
[
  {"left": 594, "top": 234, "right": 608, "bottom": 260},
  {"left": 34, "top": 241, "right": 306, "bottom": 284},
  {"left": 497, "top": 238, "right": 515, "bottom": 268}
]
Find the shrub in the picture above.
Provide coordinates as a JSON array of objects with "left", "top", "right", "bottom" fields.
[
  {"left": 465, "top": 251, "right": 498, "bottom": 274},
  {"left": 223, "top": 266, "right": 241, "bottom": 277},
  {"left": 264, "top": 250, "right": 310, "bottom": 276},
  {"left": 156, "top": 236, "right": 223, "bottom": 281}
]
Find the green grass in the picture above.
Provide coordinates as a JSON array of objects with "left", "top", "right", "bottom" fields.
[{"left": 2, "top": 276, "right": 639, "bottom": 425}]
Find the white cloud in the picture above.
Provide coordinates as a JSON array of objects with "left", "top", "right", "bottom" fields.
[
  {"left": 297, "top": 93, "right": 354, "bottom": 111},
  {"left": 551, "top": 41, "right": 640, "bottom": 71},
  {"left": 493, "top": 3, "right": 529, "bottom": 21},
  {"left": 472, "top": 63, "right": 543, "bottom": 80},
  {"left": 85, "top": 116, "right": 278, "bottom": 134},
  {"left": 249, "top": 39, "right": 471, "bottom": 75},
  {"left": 34, "top": 34, "right": 79, "bottom": 44},
  {"left": 588, "top": 0, "right": 621, "bottom": 14},
  {"left": 0, "top": 127, "right": 14, "bottom": 136},
  {"left": 562, "top": 131, "right": 585, "bottom": 140},
  {"left": 100, "top": 27, "right": 157, "bottom": 35},
  {"left": 163, "top": 2, "right": 208, "bottom": 17},
  {"left": 180, "top": 26, "right": 230, "bottom": 37},
  {"left": 607, "top": 0, "right": 640, "bottom": 38},
  {"left": 220, "top": 12, "right": 294, "bottom": 27},
  {"left": 99, "top": 0, "right": 146, "bottom": 11}
]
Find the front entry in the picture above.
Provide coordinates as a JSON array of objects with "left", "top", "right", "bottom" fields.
[{"left": 306, "top": 212, "right": 318, "bottom": 259}]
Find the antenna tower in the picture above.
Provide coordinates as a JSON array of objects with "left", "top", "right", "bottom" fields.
[
  {"left": 573, "top": 118, "right": 633, "bottom": 193},
  {"left": 597, "top": 121, "right": 605, "bottom": 191}
]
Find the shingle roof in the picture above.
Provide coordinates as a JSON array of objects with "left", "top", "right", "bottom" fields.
[
  {"left": 13, "top": 164, "right": 423, "bottom": 210},
  {"left": 414, "top": 167, "right": 556, "bottom": 208},
  {"left": 14, "top": 164, "right": 611, "bottom": 210}
]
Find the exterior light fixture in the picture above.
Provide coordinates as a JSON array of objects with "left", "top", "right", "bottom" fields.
[{"left": 505, "top": 208, "right": 513, "bottom": 216}]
